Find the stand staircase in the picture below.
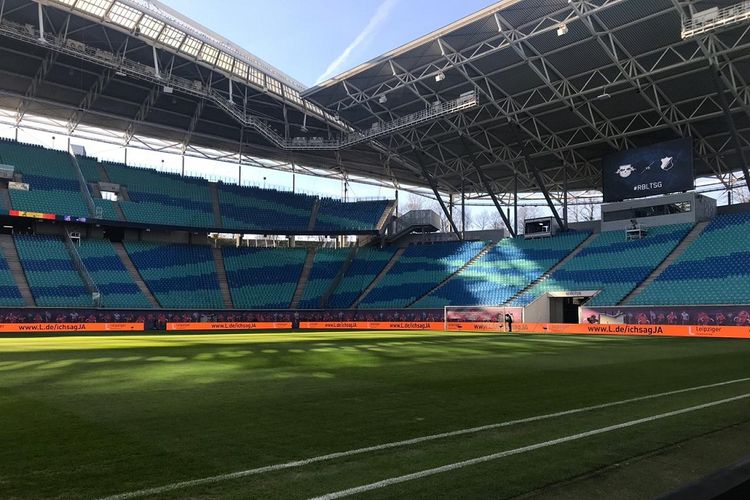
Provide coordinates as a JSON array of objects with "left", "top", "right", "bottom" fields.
[
  {"left": 619, "top": 221, "right": 710, "bottom": 305},
  {"left": 350, "top": 247, "right": 406, "bottom": 309},
  {"left": 504, "top": 232, "right": 598, "bottom": 305}
]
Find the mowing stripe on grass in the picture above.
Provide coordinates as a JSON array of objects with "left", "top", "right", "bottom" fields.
[
  {"left": 310, "top": 392, "right": 750, "bottom": 499},
  {"left": 100, "top": 377, "right": 750, "bottom": 500}
]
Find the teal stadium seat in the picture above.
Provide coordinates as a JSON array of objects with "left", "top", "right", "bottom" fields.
[
  {"left": 15, "top": 234, "right": 92, "bottom": 307},
  {"left": 105, "top": 162, "right": 216, "bottom": 228},
  {"left": 0, "top": 242, "right": 24, "bottom": 307},
  {"left": 222, "top": 246, "right": 308, "bottom": 308},
  {"left": 632, "top": 213, "right": 750, "bottom": 305},
  {"left": 327, "top": 247, "right": 396, "bottom": 308},
  {"left": 77, "top": 239, "right": 152, "bottom": 308},
  {"left": 0, "top": 139, "right": 90, "bottom": 217},
  {"left": 513, "top": 224, "right": 692, "bottom": 307},
  {"left": 360, "top": 240, "right": 488, "bottom": 309},
  {"left": 414, "top": 231, "right": 590, "bottom": 308},
  {"left": 125, "top": 241, "right": 223, "bottom": 309},
  {"left": 298, "top": 248, "right": 350, "bottom": 308}
]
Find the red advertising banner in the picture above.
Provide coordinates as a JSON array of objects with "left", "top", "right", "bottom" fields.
[
  {"left": 512, "top": 322, "right": 750, "bottom": 339},
  {"left": 445, "top": 322, "right": 505, "bottom": 332},
  {"left": 0, "top": 322, "right": 143, "bottom": 333},
  {"left": 8, "top": 209, "right": 56, "bottom": 220},
  {"left": 299, "top": 321, "right": 444, "bottom": 331},
  {"left": 166, "top": 322, "right": 292, "bottom": 331}
]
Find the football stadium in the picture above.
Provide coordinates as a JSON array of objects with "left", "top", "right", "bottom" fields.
[{"left": 1, "top": 0, "right": 750, "bottom": 498}]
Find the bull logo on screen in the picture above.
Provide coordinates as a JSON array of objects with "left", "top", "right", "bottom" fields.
[
  {"left": 602, "top": 138, "right": 693, "bottom": 202},
  {"left": 616, "top": 164, "right": 635, "bottom": 178}
]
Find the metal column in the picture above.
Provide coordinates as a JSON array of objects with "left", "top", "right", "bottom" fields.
[
  {"left": 711, "top": 64, "right": 750, "bottom": 197},
  {"left": 512, "top": 123, "right": 565, "bottom": 230},
  {"left": 414, "top": 150, "right": 461, "bottom": 239},
  {"left": 460, "top": 135, "right": 516, "bottom": 237}
]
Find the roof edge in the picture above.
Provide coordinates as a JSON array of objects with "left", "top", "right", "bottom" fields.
[{"left": 302, "top": 0, "right": 520, "bottom": 97}]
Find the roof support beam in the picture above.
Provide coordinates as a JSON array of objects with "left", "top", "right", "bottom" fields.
[
  {"left": 414, "top": 149, "right": 461, "bottom": 239},
  {"left": 711, "top": 64, "right": 750, "bottom": 196},
  {"left": 125, "top": 86, "right": 160, "bottom": 144},
  {"left": 182, "top": 97, "right": 206, "bottom": 153},
  {"left": 459, "top": 135, "right": 515, "bottom": 237},
  {"left": 68, "top": 69, "right": 113, "bottom": 134},
  {"left": 16, "top": 50, "right": 58, "bottom": 125},
  {"left": 512, "top": 124, "right": 565, "bottom": 230}
]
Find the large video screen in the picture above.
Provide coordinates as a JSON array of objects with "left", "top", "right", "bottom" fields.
[{"left": 601, "top": 137, "right": 694, "bottom": 202}]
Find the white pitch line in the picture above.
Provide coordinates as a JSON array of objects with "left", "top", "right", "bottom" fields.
[
  {"left": 311, "top": 392, "right": 750, "bottom": 500},
  {"left": 100, "top": 376, "right": 750, "bottom": 500}
]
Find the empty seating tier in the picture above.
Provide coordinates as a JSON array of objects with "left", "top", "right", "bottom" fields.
[
  {"left": 315, "top": 199, "right": 390, "bottom": 231},
  {"left": 125, "top": 241, "right": 223, "bottom": 309},
  {"left": 0, "top": 140, "right": 89, "bottom": 217},
  {"left": 298, "top": 249, "right": 350, "bottom": 309},
  {"left": 327, "top": 247, "right": 397, "bottom": 309},
  {"left": 105, "top": 162, "right": 215, "bottom": 228},
  {"left": 222, "top": 247, "right": 308, "bottom": 309},
  {"left": 513, "top": 224, "right": 692, "bottom": 307},
  {"left": 631, "top": 213, "right": 750, "bottom": 305},
  {"left": 218, "top": 184, "right": 315, "bottom": 233},
  {"left": 414, "top": 231, "right": 590, "bottom": 308},
  {"left": 0, "top": 244, "right": 24, "bottom": 307},
  {"left": 15, "top": 234, "right": 92, "bottom": 307},
  {"left": 359, "top": 241, "right": 487, "bottom": 309},
  {"left": 77, "top": 239, "right": 152, "bottom": 309}
]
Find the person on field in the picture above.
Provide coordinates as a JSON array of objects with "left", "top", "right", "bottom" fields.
[{"left": 504, "top": 313, "right": 513, "bottom": 333}]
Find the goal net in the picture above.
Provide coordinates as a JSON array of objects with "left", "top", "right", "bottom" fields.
[{"left": 443, "top": 306, "right": 520, "bottom": 332}]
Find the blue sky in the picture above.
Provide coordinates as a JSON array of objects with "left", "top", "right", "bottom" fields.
[{"left": 161, "top": 0, "right": 497, "bottom": 87}]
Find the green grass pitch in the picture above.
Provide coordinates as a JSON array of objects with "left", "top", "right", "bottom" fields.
[{"left": 1, "top": 331, "right": 750, "bottom": 499}]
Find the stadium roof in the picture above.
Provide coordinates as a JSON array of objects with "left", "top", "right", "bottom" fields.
[{"left": 0, "top": 0, "right": 749, "bottom": 202}]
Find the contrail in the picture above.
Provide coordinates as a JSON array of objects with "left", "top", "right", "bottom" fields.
[{"left": 316, "top": 0, "right": 398, "bottom": 83}]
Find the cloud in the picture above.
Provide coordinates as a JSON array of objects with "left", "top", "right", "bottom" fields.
[{"left": 316, "top": 0, "right": 398, "bottom": 84}]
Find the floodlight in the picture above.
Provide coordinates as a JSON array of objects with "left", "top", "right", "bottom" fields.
[
  {"left": 435, "top": 72, "right": 446, "bottom": 82},
  {"left": 378, "top": 95, "right": 387, "bottom": 104},
  {"left": 557, "top": 24, "right": 569, "bottom": 36}
]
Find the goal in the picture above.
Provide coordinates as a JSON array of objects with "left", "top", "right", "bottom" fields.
[{"left": 443, "top": 305, "right": 519, "bottom": 332}]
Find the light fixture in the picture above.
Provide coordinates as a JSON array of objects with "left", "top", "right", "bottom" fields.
[
  {"left": 435, "top": 72, "right": 446, "bottom": 82},
  {"left": 557, "top": 24, "right": 568, "bottom": 36},
  {"left": 596, "top": 90, "right": 611, "bottom": 100},
  {"left": 378, "top": 95, "right": 387, "bottom": 104},
  {"left": 115, "top": 69, "right": 126, "bottom": 77}
]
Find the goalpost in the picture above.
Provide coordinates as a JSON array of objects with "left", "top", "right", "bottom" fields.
[{"left": 443, "top": 306, "right": 520, "bottom": 332}]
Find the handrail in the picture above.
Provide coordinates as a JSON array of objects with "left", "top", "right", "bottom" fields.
[
  {"left": 682, "top": 1, "right": 750, "bottom": 38},
  {"left": 67, "top": 149, "right": 97, "bottom": 217},
  {"left": 63, "top": 231, "right": 102, "bottom": 308}
]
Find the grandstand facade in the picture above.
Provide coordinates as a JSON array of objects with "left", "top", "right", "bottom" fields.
[{"left": 0, "top": 0, "right": 749, "bottom": 330}]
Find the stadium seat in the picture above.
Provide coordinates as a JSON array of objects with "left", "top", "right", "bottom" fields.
[
  {"left": 15, "top": 234, "right": 92, "bottom": 307},
  {"left": 631, "top": 213, "right": 750, "bottom": 305},
  {"left": 125, "top": 241, "right": 224, "bottom": 309},
  {"left": 0, "top": 140, "right": 90, "bottom": 217},
  {"left": 327, "top": 247, "right": 397, "bottom": 308},
  {"left": 222, "top": 246, "right": 308, "bottom": 308},
  {"left": 297, "top": 248, "right": 350, "bottom": 308},
  {"left": 77, "top": 239, "right": 152, "bottom": 308},
  {"left": 218, "top": 183, "right": 315, "bottom": 233},
  {"left": 359, "top": 240, "right": 488, "bottom": 309},
  {"left": 315, "top": 199, "right": 390, "bottom": 231},
  {"left": 513, "top": 224, "right": 693, "bottom": 307},
  {"left": 414, "top": 231, "right": 590, "bottom": 308}
]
